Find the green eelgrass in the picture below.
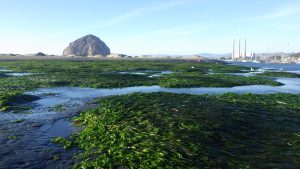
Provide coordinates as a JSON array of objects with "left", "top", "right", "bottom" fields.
[{"left": 55, "top": 92, "right": 300, "bottom": 168}]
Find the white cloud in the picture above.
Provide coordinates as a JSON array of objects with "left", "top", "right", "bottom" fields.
[
  {"left": 148, "top": 24, "right": 210, "bottom": 37},
  {"left": 271, "top": 23, "right": 299, "bottom": 32},
  {"left": 93, "top": 0, "right": 203, "bottom": 28},
  {"left": 109, "top": 23, "right": 214, "bottom": 55},
  {"left": 260, "top": 2, "right": 300, "bottom": 19},
  {"left": 54, "top": 0, "right": 202, "bottom": 35}
]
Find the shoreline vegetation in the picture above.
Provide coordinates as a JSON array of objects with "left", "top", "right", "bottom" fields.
[
  {"left": 0, "top": 60, "right": 284, "bottom": 111},
  {"left": 258, "top": 71, "right": 300, "bottom": 78}
]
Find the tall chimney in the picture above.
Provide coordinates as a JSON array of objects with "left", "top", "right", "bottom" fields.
[
  {"left": 244, "top": 38, "right": 247, "bottom": 58},
  {"left": 238, "top": 39, "right": 241, "bottom": 59},
  {"left": 232, "top": 39, "right": 235, "bottom": 60}
]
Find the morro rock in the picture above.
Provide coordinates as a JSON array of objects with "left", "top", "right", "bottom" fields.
[
  {"left": 63, "top": 34, "right": 111, "bottom": 56},
  {"left": 35, "top": 52, "right": 46, "bottom": 56}
]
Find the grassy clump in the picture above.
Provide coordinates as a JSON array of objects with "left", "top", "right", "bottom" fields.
[
  {"left": 56, "top": 92, "right": 300, "bottom": 168},
  {"left": 0, "top": 72, "right": 8, "bottom": 78},
  {"left": 159, "top": 73, "right": 282, "bottom": 88},
  {"left": 36, "top": 73, "right": 158, "bottom": 88},
  {"left": 52, "top": 137, "right": 74, "bottom": 150},
  {"left": 8, "top": 135, "right": 17, "bottom": 140},
  {"left": 11, "top": 119, "right": 25, "bottom": 123},
  {"left": 258, "top": 71, "right": 300, "bottom": 78},
  {"left": 0, "top": 92, "right": 39, "bottom": 111}
]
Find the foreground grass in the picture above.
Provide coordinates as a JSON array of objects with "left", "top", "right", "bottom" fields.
[
  {"left": 258, "top": 71, "right": 300, "bottom": 78},
  {"left": 54, "top": 92, "right": 300, "bottom": 168}
]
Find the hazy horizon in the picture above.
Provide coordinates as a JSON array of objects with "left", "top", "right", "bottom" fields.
[{"left": 0, "top": 0, "right": 299, "bottom": 55}]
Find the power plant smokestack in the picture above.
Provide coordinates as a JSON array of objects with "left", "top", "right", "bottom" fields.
[
  {"left": 238, "top": 39, "right": 241, "bottom": 59},
  {"left": 231, "top": 37, "right": 248, "bottom": 60},
  {"left": 244, "top": 38, "right": 247, "bottom": 58},
  {"left": 232, "top": 39, "right": 235, "bottom": 60}
]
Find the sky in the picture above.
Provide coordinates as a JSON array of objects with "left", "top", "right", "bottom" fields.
[{"left": 0, "top": 0, "right": 299, "bottom": 55}]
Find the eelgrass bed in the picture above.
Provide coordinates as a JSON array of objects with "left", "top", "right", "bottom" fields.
[
  {"left": 54, "top": 92, "right": 300, "bottom": 168},
  {"left": 0, "top": 60, "right": 281, "bottom": 111}
]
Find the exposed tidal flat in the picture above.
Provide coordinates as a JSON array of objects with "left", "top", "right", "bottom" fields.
[{"left": 0, "top": 60, "right": 300, "bottom": 168}]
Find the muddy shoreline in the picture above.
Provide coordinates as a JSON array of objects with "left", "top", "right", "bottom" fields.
[{"left": 0, "top": 98, "right": 99, "bottom": 169}]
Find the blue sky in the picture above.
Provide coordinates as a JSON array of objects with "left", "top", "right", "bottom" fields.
[{"left": 0, "top": 0, "right": 299, "bottom": 55}]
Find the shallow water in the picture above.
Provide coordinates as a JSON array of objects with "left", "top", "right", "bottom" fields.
[
  {"left": 0, "top": 67, "right": 13, "bottom": 72},
  {"left": 1, "top": 76, "right": 300, "bottom": 124},
  {"left": 229, "top": 61, "right": 300, "bottom": 72},
  {"left": 42, "top": 119, "right": 78, "bottom": 137},
  {"left": 227, "top": 72, "right": 258, "bottom": 76},
  {"left": 34, "top": 78, "right": 300, "bottom": 96},
  {"left": 0, "top": 66, "right": 41, "bottom": 76},
  {"left": 0, "top": 96, "right": 93, "bottom": 168},
  {"left": 287, "top": 70, "right": 300, "bottom": 74},
  {"left": 0, "top": 69, "right": 13, "bottom": 72},
  {"left": 119, "top": 70, "right": 173, "bottom": 78},
  {"left": 5, "top": 72, "right": 40, "bottom": 76}
]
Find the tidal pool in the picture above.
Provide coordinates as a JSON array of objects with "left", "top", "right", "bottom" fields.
[
  {"left": 5, "top": 73, "right": 41, "bottom": 76},
  {"left": 0, "top": 67, "right": 12, "bottom": 71},
  {"left": 0, "top": 69, "right": 13, "bottom": 72},
  {"left": 119, "top": 70, "right": 173, "bottom": 78},
  {"left": 0, "top": 66, "right": 41, "bottom": 76},
  {"left": 1, "top": 76, "right": 300, "bottom": 124}
]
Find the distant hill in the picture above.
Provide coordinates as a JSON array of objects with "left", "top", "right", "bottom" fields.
[
  {"left": 35, "top": 52, "right": 46, "bottom": 56},
  {"left": 292, "top": 53, "right": 300, "bottom": 58},
  {"left": 197, "top": 53, "right": 231, "bottom": 59},
  {"left": 150, "top": 53, "right": 231, "bottom": 59},
  {"left": 149, "top": 53, "right": 230, "bottom": 59}
]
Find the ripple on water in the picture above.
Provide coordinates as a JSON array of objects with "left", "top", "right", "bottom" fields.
[{"left": 41, "top": 119, "right": 78, "bottom": 137}]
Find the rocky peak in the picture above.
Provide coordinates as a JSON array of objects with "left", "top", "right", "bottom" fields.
[{"left": 63, "top": 34, "right": 111, "bottom": 56}]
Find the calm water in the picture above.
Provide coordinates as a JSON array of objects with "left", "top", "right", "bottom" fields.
[
  {"left": 229, "top": 61, "right": 300, "bottom": 72},
  {"left": 5, "top": 73, "right": 40, "bottom": 76}
]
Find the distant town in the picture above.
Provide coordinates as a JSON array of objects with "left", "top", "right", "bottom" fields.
[
  {"left": 225, "top": 38, "right": 300, "bottom": 64},
  {"left": 228, "top": 52, "right": 300, "bottom": 64}
]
